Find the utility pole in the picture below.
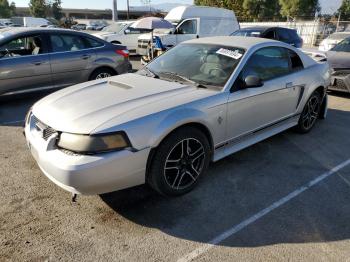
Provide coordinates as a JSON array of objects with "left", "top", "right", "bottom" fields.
[
  {"left": 337, "top": 11, "right": 341, "bottom": 32},
  {"left": 112, "top": 0, "right": 118, "bottom": 22},
  {"left": 127, "top": 0, "right": 130, "bottom": 20}
]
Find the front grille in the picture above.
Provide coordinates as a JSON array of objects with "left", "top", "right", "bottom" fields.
[
  {"left": 31, "top": 115, "right": 57, "bottom": 141},
  {"left": 59, "top": 149, "right": 80, "bottom": 156},
  {"left": 330, "top": 78, "right": 350, "bottom": 92},
  {"left": 138, "top": 39, "right": 150, "bottom": 49}
]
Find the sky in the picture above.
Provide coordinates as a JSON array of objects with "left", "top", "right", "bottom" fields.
[{"left": 11, "top": 0, "right": 342, "bottom": 14}]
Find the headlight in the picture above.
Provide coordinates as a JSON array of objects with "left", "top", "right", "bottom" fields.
[
  {"left": 57, "top": 132, "right": 130, "bottom": 154},
  {"left": 25, "top": 108, "right": 32, "bottom": 125}
]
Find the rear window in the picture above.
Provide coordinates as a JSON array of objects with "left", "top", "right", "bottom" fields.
[
  {"left": 85, "top": 37, "right": 104, "bottom": 48},
  {"left": 287, "top": 29, "right": 299, "bottom": 40},
  {"left": 277, "top": 29, "right": 291, "bottom": 41},
  {"left": 232, "top": 29, "right": 262, "bottom": 37}
]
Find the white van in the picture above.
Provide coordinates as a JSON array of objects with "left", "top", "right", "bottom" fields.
[{"left": 137, "top": 6, "right": 240, "bottom": 56}]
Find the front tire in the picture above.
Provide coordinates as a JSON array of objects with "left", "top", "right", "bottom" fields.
[
  {"left": 296, "top": 91, "right": 322, "bottom": 133},
  {"left": 89, "top": 68, "right": 115, "bottom": 81},
  {"left": 148, "top": 127, "right": 210, "bottom": 196}
]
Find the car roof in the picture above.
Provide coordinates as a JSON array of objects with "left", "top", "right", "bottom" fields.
[
  {"left": 239, "top": 26, "right": 270, "bottom": 31},
  {"left": 0, "top": 27, "right": 103, "bottom": 44},
  {"left": 184, "top": 36, "right": 281, "bottom": 49},
  {"left": 239, "top": 26, "right": 295, "bottom": 31},
  {"left": 0, "top": 27, "right": 86, "bottom": 35}
]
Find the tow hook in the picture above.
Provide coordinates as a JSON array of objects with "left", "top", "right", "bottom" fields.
[{"left": 72, "top": 193, "right": 78, "bottom": 203}]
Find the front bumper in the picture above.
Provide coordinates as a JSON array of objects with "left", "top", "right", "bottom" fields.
[
  {"left": 329, "top": 69, "right": 350, "bottom": 93},
  {"left": 24, "top": 115, "right": 150, "bottom": 195}
]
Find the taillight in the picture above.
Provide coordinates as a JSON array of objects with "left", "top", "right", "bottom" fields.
[{"left": 116, "top": 49, "right": 129, "bottom": 58}]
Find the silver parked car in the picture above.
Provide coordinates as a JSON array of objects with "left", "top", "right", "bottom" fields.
[
  {"left": 0, "top": 28, "right": 131, "bottom": 96},
  {"left": 25, "top": 36, "right": 330, "bottom": 197},
  {"left": 327, "top": 37, "right": 350, "bottom": 93}
]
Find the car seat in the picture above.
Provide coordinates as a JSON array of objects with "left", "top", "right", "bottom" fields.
[
  {"left": 32, "top": 37, "right": 42, "bottom": 55},
  {"left": 200, "top": 55, "right": 222, "bottom": 77}
]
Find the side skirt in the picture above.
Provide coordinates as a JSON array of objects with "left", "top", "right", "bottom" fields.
[{"left": 213, "top": 115, "right": 300, "bottom": 162}]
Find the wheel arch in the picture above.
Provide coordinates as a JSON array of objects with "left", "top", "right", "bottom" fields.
[
  {"left": 88, "top": 66, "right": 117, "bottom": 80},
  {"left": 145, "top": 122, "right": 215, "bottom": 182}
]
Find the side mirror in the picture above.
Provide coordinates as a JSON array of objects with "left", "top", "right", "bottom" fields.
[
  {"left": 124, "top": 29, "right": 130, "bottom": 34},
  {"left": 244, "top": 75, "right": 263, "bottom": 88}
]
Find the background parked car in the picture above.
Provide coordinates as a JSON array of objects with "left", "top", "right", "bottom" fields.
[
  {"left": 0, "top": 28, "right": 131, "bottom": 96},
  {"left": 94, "top": 21, "right": 151, "bottom": 53},
  {"left": 318, "top": 31, "right": 350, "bottom": 51},
  {"left": 326, "top": 37, "right": 350, "bottom": 93},
  {"left": 231, "top": 27, "right": 303, "bottom": 48},
  {"left": 72, "top": 23, "right": 87, "bottom": 31}
]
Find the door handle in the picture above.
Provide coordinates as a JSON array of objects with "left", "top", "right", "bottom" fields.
[
  {"left": 286, "top": 82, "right": 293, "bottom": 88},
  {"left": 31, "top": 61, "right": 45, "bottom": 66},
  {"left": 81, "top": 55, "right": 91, "bottom": 60}
]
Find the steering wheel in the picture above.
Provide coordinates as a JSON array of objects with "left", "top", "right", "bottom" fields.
[{"left": 209, "top": 68, "right": 228, "bottom": 78}]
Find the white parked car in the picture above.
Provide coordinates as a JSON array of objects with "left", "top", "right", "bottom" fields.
[
  {"left": 94, "top": 21, "right": 151, "bottom": 53},
  {"left": 25, "top": 36, "right": 330, "bottom": 197},
  {"left": 319, "top": 32, "right": 350, "bottom": 51},
  {"left": 137, "top": 6, "right": 240, "bottom": 56}
]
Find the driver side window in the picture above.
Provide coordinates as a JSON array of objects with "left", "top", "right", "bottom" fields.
[
  {"left": 0, "top": 35, "right": 44, "bottom": 59},
  {"left": 177, "top": 20, "right": 197, "bottom": 34},
  {"left": 241, "top": 47, "right": 290, "bottom": 81}
]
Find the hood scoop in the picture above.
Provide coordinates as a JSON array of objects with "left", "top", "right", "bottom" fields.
[{"left": 108, "top": 80, "right": 133, "bottom": 90}]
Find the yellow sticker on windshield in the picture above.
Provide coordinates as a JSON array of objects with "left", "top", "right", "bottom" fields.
[{"left": 216, "top": 48, "right": 243, "bottom": 59}]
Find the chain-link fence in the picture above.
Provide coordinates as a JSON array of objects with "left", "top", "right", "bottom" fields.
[{"left": 240, "top": 19, "right": 350, "bottom": 48}]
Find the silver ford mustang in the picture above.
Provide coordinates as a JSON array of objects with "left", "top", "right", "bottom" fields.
[{"left": 24, "top": 36, "right": 331, "bottom": 196}]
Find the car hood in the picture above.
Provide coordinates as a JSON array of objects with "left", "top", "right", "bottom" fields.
[
  {"left": 326, "top": 51, "right": 350, "bottom": 69},
  {"left": 93, "top": 31, "right": 118, "bottom": 38},
  {"left": 32, "top": 74, "right": 215, "bottom": 134}
]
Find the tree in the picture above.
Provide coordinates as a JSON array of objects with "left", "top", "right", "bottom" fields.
[
  {"left": 194, "top": 0, "right": 246, "bottom": 20},
  {"left": 29, "top": 0, "right": 48, "bottom": 18},
  {"left": 243, "top": 0, "right": 281, "bottom": 21},
  {"left": 194, "top": 0, "right": 281, "bottom": 21},
  {"left": 279, "top": 0, "right": 320, "bottom": 19},
  {"left": 0, "top": 0, "right": 16, "bottom": 18},
  {"left": 10, "top": 1, "right": 16, "bottom": 16},
  {"left": 51, "top": 0, "right": 62, "bottom": 20},
  {"left": 338, "top": 0, "right": 350, "bottom": 20}
]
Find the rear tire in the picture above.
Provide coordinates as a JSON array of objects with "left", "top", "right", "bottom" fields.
[
  {"left": 89, "top": 68, "right": 115, "bottom": 81},
  {"left": 296, "top": 91, "right": 322, "bottom": 133},
  {"left": 148, "top": 127, "right": 210, "bottom": 196}
]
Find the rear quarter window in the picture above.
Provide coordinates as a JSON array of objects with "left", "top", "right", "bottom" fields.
[{"left": 85, "top": 37, "right": 104, "bottom": 48}]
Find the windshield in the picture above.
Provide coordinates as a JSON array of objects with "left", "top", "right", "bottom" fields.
[
  {"left": 331, "top": 37, "right": 350, "bottom": 52},
  {"left": 328, "top": 33, "right": 350, "bottom": 40},
  {"left": 232, "top": 29, "right": 263, "bottom": 37},
  {"left": 143, "top": 43, "right": 245, "bottom": 88},
  {"left": 102, "top": 23, "right": 127, "bottom": 32}
]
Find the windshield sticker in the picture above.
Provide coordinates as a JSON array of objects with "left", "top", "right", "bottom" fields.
[{"left": 216, "top": 48, "right": 243, "bottom": 59}]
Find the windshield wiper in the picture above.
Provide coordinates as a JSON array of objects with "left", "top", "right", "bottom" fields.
[
  {"left": 159, "top": 72, "right": 207, "bottom": 88},
  {"left": 140, "top": 67, "right": 159, "bottom": 78}
]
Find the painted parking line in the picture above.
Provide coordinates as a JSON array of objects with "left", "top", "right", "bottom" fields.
[
  {"left": 0, "top": 120, "right": 24, "bottom": 125},
  {"left": 178, "top": 158, "right": 350, "bottom": 262}
]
